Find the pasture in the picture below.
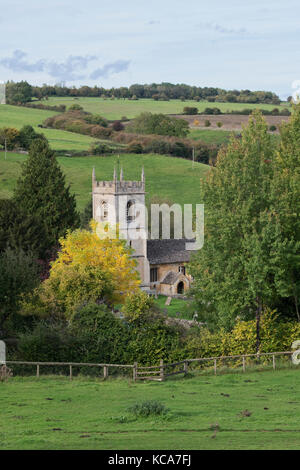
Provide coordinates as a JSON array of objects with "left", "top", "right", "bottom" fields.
[
  {"left": 1, "top": 369, "right": 300, "bottom": 450},
  {"left": 0, "top": 104, "right": 99, "bottom": 151},
  {"left": 33, "top": 97, "right": 290, "bottom": 120},
  {"left": 0, "top": 152, "right": 209, "bottom": 211}
]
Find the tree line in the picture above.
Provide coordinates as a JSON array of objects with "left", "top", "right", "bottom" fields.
[{"left": 5, "top": 80, "right": 281, "bottom": 105}]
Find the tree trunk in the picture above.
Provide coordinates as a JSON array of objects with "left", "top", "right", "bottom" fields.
[{"left": 256, "top": 297, "right": 262, "bottom": 355}]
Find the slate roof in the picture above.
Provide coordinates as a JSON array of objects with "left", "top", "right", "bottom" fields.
[{"left": 147, "top": 239, "right": 194, "bottom": 265}]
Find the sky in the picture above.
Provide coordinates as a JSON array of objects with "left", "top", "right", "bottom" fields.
[{"left": 0, "top": 0, "right": 299, "bottom": 99}]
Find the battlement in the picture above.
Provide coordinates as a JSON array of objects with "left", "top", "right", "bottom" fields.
[{"left": 92, "top": 167, "right": 145, "bottom": 194}]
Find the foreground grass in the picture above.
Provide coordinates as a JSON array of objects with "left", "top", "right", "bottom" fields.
[
  {"left": 1, "top": 369, "right": 300, "bottom": 450},
  {"left": 0, "top": 152, "right": 209, "bottom": 211},
  {"left": 33, "top": 97, "right": 290, "bottom": 120}
]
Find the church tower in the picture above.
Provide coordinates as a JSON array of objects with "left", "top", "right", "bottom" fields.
[{"left": 92, "top": 167, "right": 150, "bottom": 289}]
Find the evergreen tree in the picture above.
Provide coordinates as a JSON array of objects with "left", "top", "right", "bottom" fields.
[
  {"left": 13, "top": 139, "right": 79, "bottom": 257},
  {"left": 0, "top": 248, "right": 40, "bottom": 335}
]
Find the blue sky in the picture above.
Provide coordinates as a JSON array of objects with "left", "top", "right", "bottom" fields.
[{"left": 0, "top": 0, "right": 299, "bottom": 98}]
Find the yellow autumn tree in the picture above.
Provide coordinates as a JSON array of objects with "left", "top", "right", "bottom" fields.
[{"left": 23, "top": 221, "right": 140, "bottom": 319}]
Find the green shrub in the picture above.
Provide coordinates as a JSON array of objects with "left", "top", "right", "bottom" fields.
[
  {"left": 204, "top": 120, "right": 211, "bottom": 127},
  {"left": 69, "top": 104, "right": 84, "bottom": 111},
  {"left": 127, "top": 141, "right": 144, "bottom": 154},
  {"left": 269, "top": 125, "right": 277, "bottom": 132},
  {"left": 89, "top": 142, "right": 112, "bottom": 155},
  {"left": 183, "top": 107, "right": 198, "bottom": 115},
  {"left": 84, "top": 114, "right": 108, "bottom": 127},
  {"left": 128, "top": 400, "right": 169, "bottom": 417}
]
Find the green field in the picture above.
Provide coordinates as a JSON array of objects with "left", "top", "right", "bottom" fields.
[
  {"left": 0, "top": 152, "right": 209, "bottom": 211},
  {"left": 154, "top": 295, "right": 193, "bottom": 319},
  {"left": 1, "top": 369, "right": 300, "bottom": 450},
  {"left": 34, "top": 97, "right": 290, "bottom": 120},
  {"left": 189, "top": 128, "right": 235, "bottom": 145},
  {"left": 0, "top": 104, "right": 98, "bottom": 151}
]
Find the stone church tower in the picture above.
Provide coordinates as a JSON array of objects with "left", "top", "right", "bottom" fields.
[{"left": 92, "top": 167, "right": 150, "bottom": 289}]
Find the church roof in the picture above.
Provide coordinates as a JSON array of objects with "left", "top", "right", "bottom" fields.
[
  {"left": 161, "top": 271, "right": 181, "bottom": 285},
  {"left": 147, "top": 239, "right": 194, "bottom": 265}
]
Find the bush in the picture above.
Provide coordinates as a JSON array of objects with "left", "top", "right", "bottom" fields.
[
  {"left": 112, "top": 120, "right": 124, "bottom": 132},
  {"left": 127, "top": 141, "right": 144, "bottom": 154},
  {"left": 128, "top": 400, "right": 169, "bottom": 418},
  {"left": 216, "top": 121, "right": 223, "bottom": 128},
  {"left": 69, "top": 104, "right": 84, "bottom": 111},
  {"left": 90, "top": 126, "right": 112, "bottom": 138},
  {"left": 127, "top": 112, "right": 189, "bottom": 138},
  {"left": 183, "top": 107, "right": 198, "bottom": 115},
  {"left": 203, "top": 107, "right": 222, "bottom": 115},
  {"left": 0, "top": 127, "right": 20, "bottom": 150},
  {"left": 84, "top": 114, "right": 108, "bottom": 127},
  {"left": 269, "top": 125, "right": 277, "bottom": 132},
  {"left": 89, "top": 142, "right": 112, "bottom": 155},
  {"left": 204, "top": 120, "right": 211, "bottom": 127}
]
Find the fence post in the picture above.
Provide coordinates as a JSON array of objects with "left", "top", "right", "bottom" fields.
[
  {"left": 184, "top": 360, "right": 188, "bottom": 376},
  {"left": 36, "top": 364, "right": 39, "bottom": 378},
  {"left": 273, "top": 355, "right": 276, "bottom": 370},
  {"left": 133, "top": 362, "right": 137, "bottom": 382},
  {"left": 103, "top": 365, "right": 108, "bottom": 379},
  {"left": 214, "top": 359, "right": 217, "bottom": 375},
  {"left": 160, "top": 359, "right": 164, "bottom": 381},
  {"left": 242, "top": 356, "right": 246, "bottom": 373},
  {"left": 69, "top": 365, "right": 72, "bottom": 380}
]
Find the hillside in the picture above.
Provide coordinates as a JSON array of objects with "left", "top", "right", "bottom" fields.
[
  {"left": 0, "top": 152, "right": 209, "bottom": 211},
  {"left": 34, "top": 97, "right": 290, "bottom": 120},
  {"left": 0, "top": 104, "right": 99, "bottom": 151}
]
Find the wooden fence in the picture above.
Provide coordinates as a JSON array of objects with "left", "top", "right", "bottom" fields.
[{"left": 5, "top": 351, "right": 295, "bottom": 382}]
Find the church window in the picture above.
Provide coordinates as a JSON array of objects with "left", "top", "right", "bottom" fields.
[
  {"left": 127, "top": 200, "right": 135, "bottom": 222},
  {"left": 101, "top": 200, "right": 108, "bottom": 220},
  {"left": 150, "top": 267, "right": 158, "bottom": 283},
  {"left": 179, "top": 266, "right": 186, "bottom": 275}
]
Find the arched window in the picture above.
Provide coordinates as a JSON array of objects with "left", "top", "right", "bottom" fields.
[
  {"left": 101, "top": 200, "right": 108, "bottom": 220},
  {"left": 127, "top": 200, "right": 135, "bottom": 222}
]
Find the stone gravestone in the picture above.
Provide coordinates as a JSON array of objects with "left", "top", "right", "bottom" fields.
[
  {"left": 0, "top": 340, "right": 6, "bottom": 365},
  {"left": 165, "top": 296, "right": 172, "bottom": 306}
]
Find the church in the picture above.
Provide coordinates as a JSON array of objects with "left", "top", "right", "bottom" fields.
[{"left": 92, "top": 167, "right": 193, "bottom": 296}]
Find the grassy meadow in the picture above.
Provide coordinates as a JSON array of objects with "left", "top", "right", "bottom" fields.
[
  {"left": 1, "top": 368, "right": 300, "bottom": 450},
  {"left": 34, "top": 97, "right": 290, "bottom": 120},
  {"left": 189, "top": 128, "right": 235, "bottom": 145},
  {"left": 154, "top": 295, "right": 193, "bottom": 319},
  {"left": 0, "top": 104, "right": 99, "bottom": 151},
  {"left": 0, "top": 151, "right": 209, "bottom": 211}
]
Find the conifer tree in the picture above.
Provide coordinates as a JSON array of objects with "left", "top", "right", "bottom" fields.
[{"left": 13, "top": 139, "right": 79, "bottom": 257}]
